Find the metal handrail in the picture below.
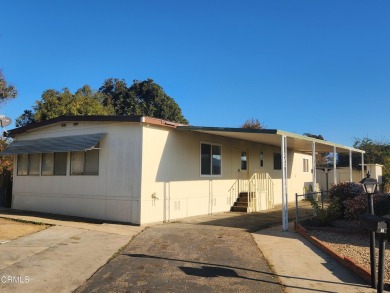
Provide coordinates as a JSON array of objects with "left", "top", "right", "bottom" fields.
[
  {"left": 295, "top": 190, "right": 329, "bottom": 225},
  {"left": 228, "top": 172, "right": 275, "bottom": 212}
]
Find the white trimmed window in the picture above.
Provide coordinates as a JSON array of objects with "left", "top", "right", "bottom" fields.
[
  {"left": 201, "top": 143, "right": 221, "bottom": 176},
  {"left": 17, "top": 154, "right": 40, "bottom": 176},
  {"left": 28, "top": 154, "right": 41, "bottom": 175},
  {"left": 303, "top": 158, "right": 309, "bottom": 172},
  {"left": 17, "top": 154, "right": 29, "bottom": 176},
  {"left": 70, "top": 149, "right": 99, "bottom": 175},
  {"left": 241, "top": 152, "right": 247, "bottom": 170},
  {"left": 273, "top": 153, "right": 281, "bottom": 170},
  {"left": 42, "top": 153, "right": 67, "bottom": 176},
  {"left": 260, "top": 152, "right": 264, "bottom": 168}
]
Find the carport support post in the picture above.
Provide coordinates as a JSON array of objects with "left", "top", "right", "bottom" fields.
[
  {"left": 349, "top": 150, "right": 353, "bottom": 182},
  {"left": 312, "top": 142, "right": 316, "bottom": 193},
  {"left": 333, "top": 146, "right": 337, "bottom": 185},
  {"left": 361, "top": 153, "right": 365, "bottom": 179},
  {"left": 281, "top": 135, "right": 288, "bottom": 231}
]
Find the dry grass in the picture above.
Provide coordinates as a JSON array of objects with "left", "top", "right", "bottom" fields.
[{"left": 0, "top": 217, "right": 47, "bottom": 241}]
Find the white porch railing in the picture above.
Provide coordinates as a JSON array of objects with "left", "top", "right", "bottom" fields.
[
  {"left": 249, "top": 172, "right": 275, "bottom": 211},
  {"left": 228, "top": 179, "right": 249, "bottom": 206},
  {"left": 229, "top": 172, "right": 274, "bottom": 212}
]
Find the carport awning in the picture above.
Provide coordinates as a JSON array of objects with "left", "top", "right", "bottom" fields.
[
  {"left": 0, "top": 133, "right": 105, "bottom": 155},
  {"left": 177, "top": 126, "right": 364, "bottom": 154}
]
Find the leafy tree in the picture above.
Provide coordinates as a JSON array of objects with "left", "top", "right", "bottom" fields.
[
  {"left": 0, "top": 70, "right": 17, "bottom": 104},
  {"left": 338, "top": 138, "right": 390, "bottom": 190},
  {"left": 303, "top": 133, "right": 324, "bottom": 140},
  {"left": 303, "top": 133, "right": 328, "bottom": 167},
  {"left": 0, "top": 71, "right": 17, "bottom": 174},
  {"left": 337, "top": 138, "right": 385, "bottom": 168},
  {"left": 15, "top": 110, "right": 35, "bottom": 127},
  {"left": 240, "top": 118, "right": 264, "bottom": 129},
  {"left": 35, "top": 85, "right": 114, "bottom": 121},
  {"left": 17, "top": 78, "right": 189, "bottom": 127},
  {"left": 99, "top": 78, "right": 137, "bottom": 116},
  {"left": 100, "top": 78, "right": 188, "bottom": 124},
  {"left": 16, "top": 85, "right": 115, "bottom": 127},
  {"left": 0, "top": 139, "right": 13, "bottom": 174}
]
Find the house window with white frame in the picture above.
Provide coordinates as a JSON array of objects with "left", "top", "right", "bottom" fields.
[
  {"left": 17, "top": 154, "right": 29, "bottom": 176},
  {"left": 17, "top": 153, "right": 40, "bottom": 176},
  {"left": 70, "top": 148, "right": 99, "bottom": 175},
  {"left": 260, "top": 152, "right": 264, "bottom": 167},
  {"left": 303, "top": 158, "right": 309, "bottom": 172},
  {"left": 201, "top": 143, "right": 221, "bottom": 176},
  {"left": 42, "top": 153, "right": 67, "bottom": 176},
  {"left": 273, "top": 153, "right": 281, "bottom": 170},
  {"left": 241, "top": 152, "right": 247, "bottom": 170},
  {"left": 28, "top": 154, "right": 41, "bottom": 175}
]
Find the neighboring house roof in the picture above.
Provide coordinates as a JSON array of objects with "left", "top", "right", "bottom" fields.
[{"left": 5, "top": 115, "right": 364, "bottom": 154}]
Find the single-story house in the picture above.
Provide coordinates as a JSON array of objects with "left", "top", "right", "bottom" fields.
[{"left": 1, "top": 115, "right": 366, "bottom": 230}]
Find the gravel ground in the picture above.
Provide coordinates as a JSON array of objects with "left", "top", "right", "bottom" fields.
[{"left": 307, "top": 220, "right": 390, "bottom": 284}]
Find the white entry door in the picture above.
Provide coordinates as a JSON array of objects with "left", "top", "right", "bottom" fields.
[{"left": 239, "top": 150, "right": 249, "bottom": 180}]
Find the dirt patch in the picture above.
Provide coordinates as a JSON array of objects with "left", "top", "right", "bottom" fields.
[{"left": 0, "top": 217, "right": 47, "bottom": 241}]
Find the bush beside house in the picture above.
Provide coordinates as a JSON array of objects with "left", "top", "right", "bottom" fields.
[{"left": 309, "top": 182, "right": 390, "bottom": 225}]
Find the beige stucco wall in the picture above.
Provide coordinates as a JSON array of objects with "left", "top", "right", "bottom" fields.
[
  {"left": 139, "top": 125, "right": 313, "bottom": 224},
  {"left": 12, "top": 121, "right": 142, "bottom": 223}
]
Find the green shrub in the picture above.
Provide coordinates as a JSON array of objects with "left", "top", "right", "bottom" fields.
[
  {"left": 343, "top": 194, "right": 367, "bottom": 220},
  {"left": 328, "top": 182, "right": 364, "bottom": 218},
  {"left": 374, "top": 193, "right": 390, "bottom": 216},
  {"left": 343, "top": 193, "right": 390, "bottom": 220},
  {"left": 307, "top": 194, "right": 341, "bottom": 226}
]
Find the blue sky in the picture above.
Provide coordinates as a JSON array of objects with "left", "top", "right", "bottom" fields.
[{"left": 1, "top": 1, "right": 389, "bottom": 146}]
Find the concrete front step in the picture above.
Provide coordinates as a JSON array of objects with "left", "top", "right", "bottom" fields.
[
  {"left": 230, "top": 206, "right": 249, "bottom": 212},
  {"left": 236, "top": 198, "right": 249, "bottom": 203},
  {"left": 234, "top": 202, "right": 248, "bottom": 207}
]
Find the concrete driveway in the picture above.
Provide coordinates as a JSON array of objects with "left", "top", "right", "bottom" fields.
[{"left": 0, "top": 210, "right": 143, "bottom": 293}]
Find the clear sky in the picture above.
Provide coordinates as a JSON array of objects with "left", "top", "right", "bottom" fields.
[{"left": 1, "top": 1, "right": 389, "bottom": 147}]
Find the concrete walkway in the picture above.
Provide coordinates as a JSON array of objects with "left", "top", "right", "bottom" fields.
[
  {"left": 0, "top": 210, "right": 143, "bottom": 293},
  {"left": 253, "top": 222, "right": 376, "bottom": 293}
]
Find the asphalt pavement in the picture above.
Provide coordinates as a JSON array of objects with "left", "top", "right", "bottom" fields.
[
  {"left": 75, "top": 223, "right": 282, "bottom": 293},
  {"left": 0, "top": 206, "right": 378, "bottom": 293}
]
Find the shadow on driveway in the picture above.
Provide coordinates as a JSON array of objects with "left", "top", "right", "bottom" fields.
[
  {"left": 173, "top": 202, "right": 313, "bottom": 232},
  {"left": 75, "top": 203, "right": 315, "bottom": 293}
]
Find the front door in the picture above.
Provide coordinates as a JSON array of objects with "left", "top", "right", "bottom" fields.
[{"left": 239, "top": 151, "right": 249, "bottom": 180}]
